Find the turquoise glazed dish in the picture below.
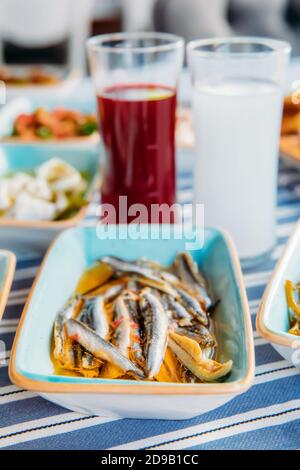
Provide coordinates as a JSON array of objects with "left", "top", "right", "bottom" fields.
[
  {"left": 10, "top": 225, "right": 254, "bottom": 419},
  {"left": 0, "top": 250, "right": 16, "bottom": 320},
  {"left": 0, "top": 144, "right": 100, "bottom": 254},
  {"left": 257, "top": 219, "right": 300, "bottom": 364}
]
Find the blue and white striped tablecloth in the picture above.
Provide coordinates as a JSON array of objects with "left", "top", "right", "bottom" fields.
[{"left": 1, "top": 161, "right": 300, "bottom": 450}]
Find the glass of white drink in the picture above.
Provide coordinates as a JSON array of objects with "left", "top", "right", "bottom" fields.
[{"left": 187, "top": 37, "right": 291, "bottom": 264}]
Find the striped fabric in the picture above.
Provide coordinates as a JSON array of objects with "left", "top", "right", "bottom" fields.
[{"left": 1, "top": 161, "right": 300, "bottom": 450}]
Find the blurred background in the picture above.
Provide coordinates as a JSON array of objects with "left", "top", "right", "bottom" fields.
[{"left": 1, "top": 0, "right": 300, "bottom": 73}]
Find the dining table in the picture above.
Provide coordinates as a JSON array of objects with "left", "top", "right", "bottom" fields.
[{"left": 1, "top": 64, "right": 300, "bottom": 450}]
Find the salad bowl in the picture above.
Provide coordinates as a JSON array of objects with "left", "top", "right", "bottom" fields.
[
  {"left": 0, "top": 97, "right": 99, "bottom": 147},
  {"left": 0, "top": 144, "right": 100, "bottom": 254}
]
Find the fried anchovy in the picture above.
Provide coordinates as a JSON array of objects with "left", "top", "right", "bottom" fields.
[
  {"left": 175, "top": 324, "right": 216, "bottom": 349},
  {"left": 112, "top": 291, "right": 144, "bottom": 366},
  {"left": 103, "top": 284, "right": 124, "bottom": 301},
  {"left": 175, "top": 252, "right": 212, "bottom": 308},
  {"left": 79, "top": 284, "right": 124, "bottom": 338},
  {"left": 112, "top": 295, "right": 131, "bottom": 356},
  {"left": 91, "top": 296, "right": 109, "bottom": 339},
  {"left": 122, "top": 290, "right": 144, "bottom": 364},
  {"left": 77, "top": 301, "right": 93, "bottom": 328},
  {"left": 101, "top": 256, "right": 167, "bottom": 284},
  {"left": 160, "top": 271, "right": 181, "bottom": 284},
  {"left": 139, "top": 290, "right": 169, "bottom": 379},
  {"left": 176, "top": 286, "right": 208, "bottom": 326},
  {"left": 53, "top": 297, "right": 82, "bottom": 361},
  {"left": 136, "top": 276, "right": 178, "bottom": 298},
  {"left": 167, "top": 297, "right": 193, "bottom": 327},
  {"left": 83, "top": 282, "right": 124, "bottom": 301},
  {"left": 66, "top": 319, "right": 145, "bottom": 379}
]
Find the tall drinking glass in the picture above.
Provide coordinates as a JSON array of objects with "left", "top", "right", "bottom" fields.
[
  {"left": 187, "top": 37, "right": 291, "bottom": 263},
  {"left": 87, "top": 32, "right": 184, "bottom": 223}
]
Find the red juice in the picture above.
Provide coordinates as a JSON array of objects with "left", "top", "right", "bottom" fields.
[{"left": 97, "top": 84, "right": 177, "bottom": 223}]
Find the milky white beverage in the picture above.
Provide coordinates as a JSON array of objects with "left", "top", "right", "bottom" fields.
[{"left": 193, "top": 79, "right": 283, "bottom": 260}]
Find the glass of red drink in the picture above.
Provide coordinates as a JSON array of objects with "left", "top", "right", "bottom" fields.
[{"left": 87, "top": 32, "right": 184, "bottom": 223}]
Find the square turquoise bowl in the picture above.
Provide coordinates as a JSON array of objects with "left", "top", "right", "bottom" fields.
[{"left": 10, "top": 225, "right": 254, "bottom": 420}]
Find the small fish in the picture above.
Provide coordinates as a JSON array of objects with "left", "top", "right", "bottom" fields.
[
  {"left": 194, "top": 322, "right": 216, "bottom": 347},
  {"left": 91, "top": 296, "right": 110, "bottom": 339},
  {"left": 122, "top": 290, "right": 144, "bottom": 365},
  {"left": 65, "top": 319, "right": 145, "bottom": 379},
  {"left": 112, "top": 291, "right": 144, "bottom": 366},
  {"left": 167, "top": 297, "right": 193, "bottom": 327},
  {"left": 73, "top": 343, "right": 83, "bottom": 368},
  {"left": 77, "top": 301, "right": 93, "bottom": 328},
  {"left": 101, "top": 256, "right": 167, "bottom": 285},
  {"left": 136, "top": 276, "right": 178, "bottom": 298},
  {"left": 175, "top": 324, "right": 216, "bottom": 349},
  {"left": 53, "top": 297, "right": 83, "bottom": 361},
  {"left": 79, "top": 284, "right": 124, "bottom": 338},
  {"left": 53, "top": 320, "right": 66, "bottom": 361},
  {"left": 160, "top": 271, "right": 180, "bottom": 285},
  {"left": 139, "top": 289, "right": 169, "bottom": 379},
  {"left": 62, "top": 336, "right": 77, "bottom": 369},
  {"left": 176, "top": 286, "right": 208, "bottom": 326},
  {"left": 112, "top": 295, "right": 131, "bottom": 356},
  {"left": 174, "top": 252, "right": 212, "bottom": 308},
  {"left": 102, "top": 284, "right": 124, "bottom": 301},
  {"left": 84, "top": 281, "right": 124, "bottom": 300}
]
